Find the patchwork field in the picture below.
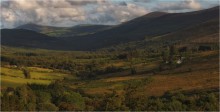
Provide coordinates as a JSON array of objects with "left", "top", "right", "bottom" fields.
[
  {"left": 0, "top": 67, "right": 73, "bottom": 88},
  {"left": 0, "top": 47, "right": 219, "bottom": 111},
  {"left": 75, "top": 69, "right": 219, "bottom": 96},
  {"left": 65, "top": 50, "right": 219, "bottom": 96}
]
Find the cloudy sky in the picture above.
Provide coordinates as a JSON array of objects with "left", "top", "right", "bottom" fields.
[{"left": 1, "top": 0, "right": 219, "bottom": 28}]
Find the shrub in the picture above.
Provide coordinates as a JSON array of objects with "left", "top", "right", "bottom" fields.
[
  {"left": 131, "top": 67, "right": 137, "bottom": 75},
  {"left": 57, "top": 91, "right": 85, "bottom": 110},
  {"left": 38, "top": 103, "right": 58, "bottom": 111}
]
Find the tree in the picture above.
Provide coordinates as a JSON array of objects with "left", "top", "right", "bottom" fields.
[
  {"left": 161, "top": 50, "right": 169, "bottom": 63},
  {"left": 130, "top": 67, "right": 137, "bottom": 75},
  {"left": 38, "top": 103, "right": 58, "bottom": 111},
  {"left": 57, "top": 91, "right": 85, "bottom": 111},
  {"left": 100, "top": 90, "right": 128, "bottom": 111},
  {"left": 36, "top": 91, "right": 52, "bottom": 104},
  {"left": 169, "top": 45, "right": 175, "bottom": 64},
  {"left": 16, "top": 85, "right": 37, "bottom": 111},
  {"left": 23, "top": 68, "right": 31, "bottom": 79},
  {"left": 126, "top": 49, "right": 137, "bottom": 75},
  {"left": 77, "top": 60, "right": 98, "bottom": 79},
  {"left": 166, "top": 100, "right": 186, "bottom": 111}
]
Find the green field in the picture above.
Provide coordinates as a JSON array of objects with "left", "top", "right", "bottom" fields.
[{"left": 0, "top": 67, "right": 72, "bottom": 88}]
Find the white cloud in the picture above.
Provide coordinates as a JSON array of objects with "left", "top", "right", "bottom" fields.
[
  {"left": 1, "top": 0, "right": 92, "bottom": 28},
  {"left": 188, "top": 0, "right": 201, "bottom": 9},
  {"left": 0, "top": 0, "right": 217, "bottom": 28},
  {"left": 1, "top": 0, "right": 148, "bottom": 28},
  {"left": 153, "top": 0, "right": 202, "bottom": 12},
  {"left": 87, "top": 1, "right": 148, "bottom": 24}
]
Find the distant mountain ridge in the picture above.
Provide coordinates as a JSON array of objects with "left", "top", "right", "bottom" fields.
[
  {"left": 15, "top": 23, "right": 67, "bottom": 32},
  {"left": 1, "top": 6, "right": 219, "bottom": 51},
  {"left": 62, "top": 6, "right": 219, "bottom": 50},
  {"left": 16, "top": 23, "right": 113, "bottom": 37},
  {"left": 1, "top": 29, "right": 66, "bottom": 49}
]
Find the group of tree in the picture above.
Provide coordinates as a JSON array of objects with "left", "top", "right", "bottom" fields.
[{"left": 1, "top": 79, "right": 218, "bottom": 111}]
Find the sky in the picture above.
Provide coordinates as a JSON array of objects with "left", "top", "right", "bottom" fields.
[{"left": 0, "top": 0, "right": 219, "bottom": 28}]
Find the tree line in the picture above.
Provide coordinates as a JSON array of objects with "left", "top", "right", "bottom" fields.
[{"left": 1, "top": 80, "right": 219, "bottom": 111}]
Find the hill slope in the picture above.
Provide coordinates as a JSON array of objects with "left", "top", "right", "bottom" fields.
[
  {"left": 65, "top": 6, "right": 219, "bottom": 50},
  {"left": 16, "top": 23, "right": 113, "bottom": 37},
  {"left": 1, "top": 29, "right": 66, "bottom": 49},
  {"left": 2, "top": 6, "right": 219, "bottom": 51}
]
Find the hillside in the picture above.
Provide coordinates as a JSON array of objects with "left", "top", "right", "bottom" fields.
[
  {"left": 121, "top": 17, "right": 219, "bottom": 50},
  {"left": 65, "top": 6, "right": 219, "bottom": 50},
  {"left": 1, "top": 6, "right": 219, "bottom": 50},
  {"left": 63, "top": 25, "right": 113, "bottom": 37},
  {"left": 15, "top": 23, "right": 66, "bottom": 32},
  {"left": 0, "top": 29, "right": 66, "bottom": 50},
  {"left": 16, "top": 23, "right": 113, "bottom": 37}
]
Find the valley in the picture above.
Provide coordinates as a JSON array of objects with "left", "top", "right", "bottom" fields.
[
  {"left": 1, "top": 43, "right": 219, "bottom": 110},
  {"left": 0, "top": 5, "right": 219, "bottom": 111}
]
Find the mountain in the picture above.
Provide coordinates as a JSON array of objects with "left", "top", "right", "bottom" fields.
[
  {"left": 16, "top": 23, "right": 113, "bottom": 37},
  {"left": 64, "top": 6, "right": 219, "bottom": 50},
  {"left": 152, "top": 18, "right": 219, "bottom": 42},
  {"left": 103, "top": 17, "right": 219, "bottom": 51},
  {"left": 2, "top": 6, "right": 219, "bottom": 51},
  {"left": 15, "top": 23, "right": 64, "bottom": 32},
  {"left": 1, "top": 29, "right": 67, "bottom": 50},
  {"left": 59, "top": 24, "right": 113, "bottom": 37}
]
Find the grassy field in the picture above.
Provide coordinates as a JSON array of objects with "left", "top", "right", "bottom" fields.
[
  {"left": 66, "top": 50, "right": 219, "bottom": 96},
  {"left": 0, "top": 47, "right": 219, "bottom": 111},
  {"left": 1, "top": 47, "right": 219, "bottom": 97},
  {"left": 1, "top": 75, "right": 51, "bottom": 87},
  {"left": 75, "top": 68, "right": 218, "bottom": 96},
  {"left": 0, "top": 67, "right": 73, "bottom": 88}
]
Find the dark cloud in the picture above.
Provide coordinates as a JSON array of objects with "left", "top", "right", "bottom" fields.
[
  {"left": 119, "top": 1, "right": 127, "bottom": 6},
  {"left": 1, "top": 1, "right": 10, "bottom": 8}
]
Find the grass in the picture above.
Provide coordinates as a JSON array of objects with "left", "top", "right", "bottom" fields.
[
  {"left": 1, "top": 67, "right": 24, "bottom": 78},
  {"left": 1, "top": 75, "right": 51, "bottom": 87},
  {"left": 100, "top": 75, "right": 146, "bottom": 82},
  {"left": 1, "top": 48, "right": 219, "bottom": 98},
  {"left": 0, "top": 67, "right": 72, "bottom": 88},
  {"left": 78, "top": 66, "right": 218, "bottom": 96},
  {"left": 72, "top": 76, "right": 153, "bottom": 95},
  {"left": 144, "top": 69, "right": 219, "bottom": 96},
  {"left": 69, "top": 50, "right": 219, "bottom": 96},
  {"left": 30, "top": 72, "right": 68, "bottom": 80},
  {"left": 28, "top": 67, "right": 53, "bottom": 72}
]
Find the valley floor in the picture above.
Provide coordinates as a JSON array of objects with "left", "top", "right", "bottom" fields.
[
  {"left": 69, "top": 51, "right": 219, "bottom": 96},
  {"left": 0, "top": 46, "right": 219, "bottom": 111}
]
